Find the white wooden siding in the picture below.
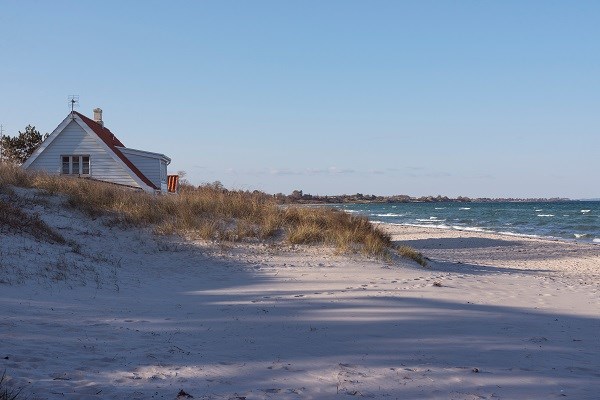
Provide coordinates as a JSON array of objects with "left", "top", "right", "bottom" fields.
[
  {"left": 118, "top": 149, "right": 161, "bottom": 188},
  {"left": 160, "top": 161, "right": 167, "bottom": 183},
  {"left": 27, "top": 120, "right": 140, "bottom": 188}
]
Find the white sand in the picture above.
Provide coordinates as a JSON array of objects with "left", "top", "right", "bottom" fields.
[{"left": 1, "top": 191, "right": 599, "bottom": 399}]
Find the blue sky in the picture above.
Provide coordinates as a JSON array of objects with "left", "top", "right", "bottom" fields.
[{"left": 1, "top": 1, "right": 598, "bottom": 198}]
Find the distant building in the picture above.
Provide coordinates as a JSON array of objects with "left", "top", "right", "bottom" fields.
[{"left": 22, "top": 109, "right": 171, "bottom": 193}]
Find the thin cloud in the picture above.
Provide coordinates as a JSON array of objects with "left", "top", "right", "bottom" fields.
[
  {"left": 269, "top": 168, "right": 301, "bottom": 176},
  {"left": 328, "top": 167, "right": 355, "bottom": 174}
]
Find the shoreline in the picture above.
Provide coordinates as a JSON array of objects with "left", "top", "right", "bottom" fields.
[
  {"left": 375, "top": 221, "right": 600, "bottom": 246},
  {"left": 331, "top": 201, "right": 600, "bottom": 245},
  {"left": 381, "top": 223, "right": 600, "bottom": 287}
]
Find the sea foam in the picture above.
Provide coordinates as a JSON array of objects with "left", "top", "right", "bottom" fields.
[{"left": 574, "top": 233, "right": 591, "bottom": 239}]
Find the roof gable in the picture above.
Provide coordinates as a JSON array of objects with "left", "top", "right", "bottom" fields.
[
  {"left": 23, "top": 112, "right": 158, "bottom": 191},
  {"left": 73, "top": 112, "right": 158, "bottom": 190}
]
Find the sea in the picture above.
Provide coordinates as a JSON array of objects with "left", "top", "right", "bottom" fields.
[{"left": 333, "top": 201, "right": 600, "bottom": 244}]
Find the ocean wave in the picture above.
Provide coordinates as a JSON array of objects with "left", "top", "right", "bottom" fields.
[
  {"left": 459, "top": 207, "right": 471, "bottom": 210},
  {"left": 574, "top": 233, "right": 592, "bottom": 239},
  {"left": 537, "top": 214, "right": 555, "bottom": 217},
  {"left": 535, "top": 209, "right": 543, "bottom": 212},
  {"left": 498, "top": 231, "right": 543, "bottom": 239},
  {"left": 373, "top": 213, "right": 405, "bottom": 217},
  {"left": 434, "top": 207, "right": 446, "bottom": 210},
  {"left": 594, "top": 238, "right": 600, "bottom": 243},
  {"left": 415, "top": 218, "right": 446, "bottom": 222},
  {"left": 405, "top": 223, "right": 452, "bottom": 230},
  {"left": 454, "top": 226, "right": 489, "bottom": 233}
]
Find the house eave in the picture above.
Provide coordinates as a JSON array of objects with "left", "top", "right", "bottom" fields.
[{"left": 116, "top": 146, "right": 171, "bottom": 164}]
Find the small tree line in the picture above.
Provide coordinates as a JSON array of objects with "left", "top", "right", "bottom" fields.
[{"left": 0, "top": 125, "right": 48, "bottom": 164}]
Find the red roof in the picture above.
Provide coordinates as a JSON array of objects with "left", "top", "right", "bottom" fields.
[{"left": 74, "top": 112, "right": 158, "bottom": 190}]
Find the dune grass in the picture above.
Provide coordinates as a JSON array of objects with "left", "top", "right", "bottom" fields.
[
  {"left": 0, "top": 370, "right": 22, "bottom": 400},
  {"left": 0, "top": 163, "right": 424, "bottom": 261},
  {"left": 0, "top": 196, "right": 66, "bottom": 244},
  {"left": 397, "top": 245, "right": 427, "bottom": 267}
]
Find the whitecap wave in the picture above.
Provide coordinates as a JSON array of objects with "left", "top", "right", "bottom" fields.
[
  {"left": 373, "top": 213, "right": 405, "bottom": 217},
  {"left": 459, "top": 207, "right": 471, "bottom": 210},
  {"left": 404, "top": 223, "right": 451, "bottom": 230},
  {"left": 498, "top": 231, "right": 543, "bottom": 239},
  {"left": 535, "top": 209, "right": 543, "bottom": 212},
  {"left": 454, "top": 226, "right": 488, "bottom": 233},
  {"left": 574, "top": 233, "right": 591, "bottom": 239},
  {"left": 537, "top": 214, "right": 555, "bottom": 217},
  {"left": 581, "top": 210, "right": 591, "bottom": 213},
  {"left": 415, "top": 218, "right": 446, "bottom": 222},
  {"left": 434, "top": 207, "right": 446, "bottom": 210},
  {"left": 594, "top": 238, "right": 600, "bottom": 243}
]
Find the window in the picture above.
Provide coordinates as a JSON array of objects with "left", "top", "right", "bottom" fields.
[
  {"left": 62, "top": 156, "right": 70, "bottom": 174},
  {"left": 61, "top": 155, "right": 90, "bottom": 175},
  {"left": 82, "top": 156, "right": 90, "bottom": 174}
]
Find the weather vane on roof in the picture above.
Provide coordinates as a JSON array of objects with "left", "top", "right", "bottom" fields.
[{"left": 68, "top": 95, "right": 80, "bottom": 113}]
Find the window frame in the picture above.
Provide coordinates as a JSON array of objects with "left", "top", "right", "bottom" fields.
[{"left": 60, "top": 155, "right": 91, "bottom": 176}]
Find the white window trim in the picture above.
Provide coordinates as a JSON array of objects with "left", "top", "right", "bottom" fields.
[{"left": 61, "top": 155, "right": 91, "bottom": 176}]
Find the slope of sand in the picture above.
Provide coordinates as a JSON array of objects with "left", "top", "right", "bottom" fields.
[{"left": 1, "top": 191, "right": 599, "bottom": 399}]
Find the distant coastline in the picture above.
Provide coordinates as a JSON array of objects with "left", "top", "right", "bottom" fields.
[{"left": 277, "top": 190, "right": 572, "bottom": 204}]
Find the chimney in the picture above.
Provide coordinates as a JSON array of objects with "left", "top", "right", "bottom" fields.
[{"left": 93, "top": 108, "right": 103, "bottom": 127}]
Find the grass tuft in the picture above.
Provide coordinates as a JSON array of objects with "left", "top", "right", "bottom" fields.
[
  {"left": 0, "top": 370, "right": 23, "bottom": 400},
  {"left": 397, "top": 245, "right": 428, "bottom": 266},
  {"left": 284, "top": 207, "right": 391, "bottom": 256},
  {"left": 0, "top": 197, "right": 66, "bottom": 244}
]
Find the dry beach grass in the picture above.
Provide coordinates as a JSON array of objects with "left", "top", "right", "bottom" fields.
[
  {"left": 0, "top": 163, "right": 401, "bottom": 259},
  {"left": 0, "top": 197, "right": 65, "bottom": 245}
]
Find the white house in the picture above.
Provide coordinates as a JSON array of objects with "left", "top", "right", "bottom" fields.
[{"left": 22, "top": 109, "right": 171, "bottom": 193}]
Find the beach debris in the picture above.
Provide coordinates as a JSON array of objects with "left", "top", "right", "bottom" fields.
[
  {"left": 472, "top": 368, "right": 479, "bottom": 373},
  {"left": 433, "top": 281, "right": 443, "bottom": 287},
  {"left": 176, "top": 389, "right": 194, "bottom": 398},
  {"left": 345, "top": 390, "right": 364, "bottom": 396},
  {"left": 529, "top": 336, "right": 548, "bottom": 343}
]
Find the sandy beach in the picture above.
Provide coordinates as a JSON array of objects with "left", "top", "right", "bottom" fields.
[{"left": 1, "top": 193, "right": 599, "bottom": 399}]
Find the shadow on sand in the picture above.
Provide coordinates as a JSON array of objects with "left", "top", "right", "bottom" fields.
[{"left": 1, "top": 238, "right": 599, "bottom": 399}]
